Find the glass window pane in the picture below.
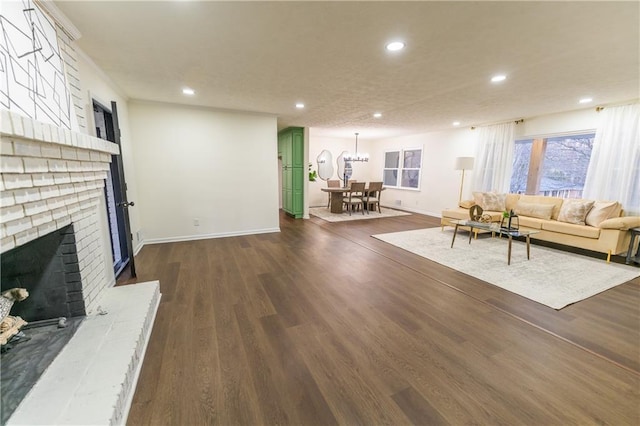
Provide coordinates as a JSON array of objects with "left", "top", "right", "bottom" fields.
[
  {"left": 510, "top": 139, "right": 532, "bottom": 194},
  {"left": 403, "top": 149, "right": 422, "bottom": 169},
  {"left": 385, "top": 151, "right": 399, "bottom": 168},
  {"left": 539, "top": 135, "right": 594, "bottom": 198},
  {"left": 383, "top": 169, "right": 398, "bottom": 186},
  {"left": 401, "top": 170, "right": 420, "bottom": 188}
]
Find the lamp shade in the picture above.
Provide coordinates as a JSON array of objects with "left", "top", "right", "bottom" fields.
[{"left": 454, "top": 156, "right": 474, "bottom": 170}]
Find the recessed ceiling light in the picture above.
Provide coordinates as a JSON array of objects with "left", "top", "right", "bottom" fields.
[
  {"left": 579, "top": 98, "right": 593, "bottom": 104},
  {"left": 182, "top": 87, "right": 195, "bottom": 95},
  {"left": 373, "top": 112, "right": 382, "bottom": 118},
  {"left": 295, "top": 103, "right": 305, "bottom": 109},
  {"left": 386, "top": 41, "right": 405, "bottom": 51},
  {"left": 491, "top": 75, "right": 507, "bottom": 83},
  {"left": 452, "top": 121, "right": 461, "bottom": 126}
]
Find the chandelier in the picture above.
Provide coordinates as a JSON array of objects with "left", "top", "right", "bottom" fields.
[{"left": 344, "top": 132, "right": 369, "bottom": 162}]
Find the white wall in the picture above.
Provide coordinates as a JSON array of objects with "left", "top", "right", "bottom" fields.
[
  {"left": 128, "top": 101, "right": 279, "bottom": 242},
  {"left": 368, "top": 129, "right": 477, "bottom": 217},
  {"left": 516, "top": 107, "right": 599, "bottom": 138}
]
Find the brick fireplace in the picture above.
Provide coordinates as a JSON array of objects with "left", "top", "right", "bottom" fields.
[{"left": 1, "top": 109, "right": 120, "bottom": 313}]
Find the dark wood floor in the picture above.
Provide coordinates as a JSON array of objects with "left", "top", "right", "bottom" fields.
[{"left": 122, "top": 211, "right": 639, "bottom": 425}]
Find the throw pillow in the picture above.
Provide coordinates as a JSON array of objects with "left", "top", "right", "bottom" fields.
[
  {"left": 481, "top": 192, "right": 506, "bottom": 211},
  {"left": 472, "top": 191, "right": 484, "bottom": 207},
  {"left": 585, "top": 201, "right": 620, "bottom": 227},
  {"left": 459, "top": 199, "right": 476, "bottom": 209},
  {"left": 514, "top": 201, "right": 554, "bottom": 220},
  {"left": 557, "top": 199, "right": 595, "bottom": 225}
]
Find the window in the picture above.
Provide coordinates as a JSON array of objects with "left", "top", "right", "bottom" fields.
[
  {"left": 383, "top": 148, "right": 422, "bottom": 189},
  {"left": 510, "top": 133, "right": 594, "bottom": 198}
]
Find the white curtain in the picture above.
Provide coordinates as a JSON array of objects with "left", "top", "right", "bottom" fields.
[
  {"left": 583, "top": 103, "right": 640, "bottom": 216},
  {"left": 470, "top": 122, "right": 515, "bottom": 192}
]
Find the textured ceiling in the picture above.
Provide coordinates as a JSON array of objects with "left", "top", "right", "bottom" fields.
[{"left": 54, "top": 1, "right": 639, "bottom": 139}]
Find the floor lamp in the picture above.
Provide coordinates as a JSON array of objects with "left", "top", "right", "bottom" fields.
[{"left": 455, "top": 157, "right": 474, "bottom": 203}]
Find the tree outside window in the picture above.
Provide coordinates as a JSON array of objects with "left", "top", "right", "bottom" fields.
[{"left": 510, "top": 134, "right": 594, "bottom": 198}]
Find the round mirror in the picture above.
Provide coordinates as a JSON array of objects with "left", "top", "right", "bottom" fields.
[{"left": 316, "top": 150, "right": 334, "bottom": 181}]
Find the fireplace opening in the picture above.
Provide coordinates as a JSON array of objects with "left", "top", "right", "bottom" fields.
[{"left": 1, "top": 224, "right": 87, "bottom": 423}]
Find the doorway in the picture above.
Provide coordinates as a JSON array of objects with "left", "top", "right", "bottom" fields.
[{"left": 93, "top": 101, "right": 135, "bottom": 278}]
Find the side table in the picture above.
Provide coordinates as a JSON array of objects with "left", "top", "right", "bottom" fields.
[{"left": 626, "top": 227, "right": 640, "bottom": 265}]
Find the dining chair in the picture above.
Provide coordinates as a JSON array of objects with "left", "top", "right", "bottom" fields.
[
  {"left": 326, "top": 179, "right": 341, "bottom": 207},
  {"left": 343, "top": 182, "right": 365, "bottom": 215},
  {"left": 364, "top": 181, "right": 383, "bottom": 214}
]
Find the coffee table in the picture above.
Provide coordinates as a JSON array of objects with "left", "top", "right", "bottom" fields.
[{"left": 450, "top": 219, "right": 540, "bottom": 265}]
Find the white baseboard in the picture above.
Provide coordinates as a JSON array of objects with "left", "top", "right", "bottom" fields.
[
  {"left": 381, "top": 204, "right": 442, "bottom": 218},
  {"left": 143, "top": 227, "right": 281, "bottom": 245}
]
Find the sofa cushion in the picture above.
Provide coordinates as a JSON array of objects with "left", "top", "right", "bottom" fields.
[
  {"left": 505, "top": 194, "right": 521, "bottom": 211},
  {"left": 518, "top": 195, "right": 564, "bottom": 220},
  {"left": 585, "top": 201, "right": 620, "bottom": 227},
  {"left": 599, "top": 216, "right": 640, "bottom": 230},
  {"left": 459, "top": 199, "right": 475, "bottom": 209},
  {"left": 542, "top": 220, "right": 601, "bottom": 239},
  {"left": 514, "top": 201, "right": 554, "bottom": 220},
  {"left": 517, "top": 216, "right": 545, "bottom": 230},
  {"left": 557, "top": 199, "right": 595, "bottom": 225},
  {"left": 473, "top": 192, "right": 507, "bottom": 211}
]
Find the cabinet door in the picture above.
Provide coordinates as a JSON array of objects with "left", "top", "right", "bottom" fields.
[
  {"left": 292, "top": 129, "right": 304, "bottom": 168},
  {"left": 292, "top": 166, "right": 304, "bottom": 216}
]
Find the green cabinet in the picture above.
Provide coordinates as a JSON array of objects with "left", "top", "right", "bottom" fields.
[{"left": 279, "top": 127, "right": 304, "bottom": 218}]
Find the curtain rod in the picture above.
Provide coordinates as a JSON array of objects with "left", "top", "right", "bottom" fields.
[{"left": 470, "top": 118, "right": 523, "bottom": 130}]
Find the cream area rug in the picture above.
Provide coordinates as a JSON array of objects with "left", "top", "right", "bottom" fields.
[
  {"left": 372, "top": 227, "right": 640, "bottom": 309},
  {"left": 310, "top": 207, "right": 411, "bottom": 222}
]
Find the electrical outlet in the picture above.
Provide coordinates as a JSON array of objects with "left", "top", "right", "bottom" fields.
[{"left": 193, "top": 218, "right": 200, "bottom": 226}]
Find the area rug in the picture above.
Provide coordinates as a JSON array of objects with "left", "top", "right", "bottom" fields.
[
  {"left": 372, "top": 227, "right": 640, "bottom": 309},
  {"left": 310, "top": 207, "right": 411, "bottom": 222}
]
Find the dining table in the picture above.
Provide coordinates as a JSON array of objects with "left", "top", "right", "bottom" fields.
[{"left": 320, "top": 186, "right": 385, "bottom": 214}]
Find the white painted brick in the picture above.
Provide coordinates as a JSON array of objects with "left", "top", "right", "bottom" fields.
[
  {"left": 61, "top": 147, "right": 78, "bottom": 160},
  {"left": 3, "top": 173, "right": 33, "bottom": 189},
  {"left": 33, "top": 121, "right": 44, "bottom": 141},
  {"left": 77, "top": 190, "right": 91, "bottom": 202},
  {"left": 39, "top": 185, "right": 61, "bottom": 199},
  {"left": 51, "top": 206, "right": 68, "bottom": 220},
  {"left": 48, "top": 159, "right": 68, "bottom": 172},
  {"left": 100, "top": 153, "right": 111, "bottom": 163},
  {"left": 41, "top": 143, "right": 62, "bottom": 159},
  {"left": 58, "top": 183, "right": 75, "bottom": 195},
  {"left": 63, "top": 129, "right": 73, "bottom": 145},
  {"left": 66, "top": 160, "right": 83, "bottom": 172},
  {"left": 37, "top": 220, "right": 58, "bottom": 237},
  {"left": 9, "top": 113, "right": 24, "bottom": 137},
  {"left": 63, "top": 194, "right": 78, "bottom": 205},
  {"left": 80, "top": 161, "right": 93, "bottom": 170},
  {"left": 1, "top": 236, "right": 15, "bottom": 253},
  {"left": 74, "top": 182, "right": 89, "bottom": 192},
  {"left": 14, "top": 227, "right": 39, "bottom": 246},
  {"left": 76, "top": 149, "right": 91, "bottom": 161},
  {"left": 56, "top": 216, "right": 71, "bottom": 229},
  {"left": 1, "top": 155, "right": 24, "bottom": 173},
  {"left": 53, "top": 173, "right": 72, "bottom": 185},
  {"left": 42, "top": 124, "right": 53, "bottom": 142},
  {"left": 13, "top": 139, "right": 41, "bottom": 157},
  {"left": 1, "top": 191, "right": 15, "bottom": 207},
  {"left": 4, "top": 217, "right": 32, "bottom": 236},
  {"left": 23, "top": 200, "right": 48, "bottom": 216},
  {"left": 1, "top": 204, "right": 25, "bottom": 223},
  {"left": 70, "top": 172, "right": 85, "bottom": 183},
  {"left": 96, "top": 162, "right": 110, "bottom": 171},
  {"left": 95, "top": 171, "right": 108, "bottom": 181},
  {"left": 0, "top": 110, "right": 12, "bottom": 135},
  {"left": 89, "top": 151, "right": 102, "bottom": 161},
  {"left": 32, "top": 173, "right": 56, "bottom": 187},
  {"left": 46, "top": 196, "right": 66, "bottom": 210},
  {"left": 12, "top": 187, "right": 41, "bottom": 203},
  {"left": 31, "top": 211, "right": 53, "bottom": 227},
  {"left": 67, "top": 203, "right": 81, "bottom": 215},
  {"left": 22, "top": 118, "right": 35, "bottom": 139},
  {"left": 23, "top": 156, "right": 49, "bottom": 172},
  {"left": 1, "top": 224, "right": 5, "bottom": 239},
  {"left": 71, "top": 132, "right": 80, "bottom": 147},
  {"left": 1, "top": 139, "right": 13, "bottom": 155},
  {"left": 0, "top": 177, "right": 3, "bottom": 191}
]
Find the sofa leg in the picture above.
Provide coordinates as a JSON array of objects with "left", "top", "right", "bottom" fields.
[{"left": 607, "top": 250, "right": 611, "bottom": 263}]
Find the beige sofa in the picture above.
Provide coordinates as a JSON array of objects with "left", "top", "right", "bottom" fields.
[{"left": 441, "top": 193, "right": 640, "bottom": 262}]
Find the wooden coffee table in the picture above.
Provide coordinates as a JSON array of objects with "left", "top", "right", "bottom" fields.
[{"left": 450, "top": 219, "right": 540, "bottom": 265}]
